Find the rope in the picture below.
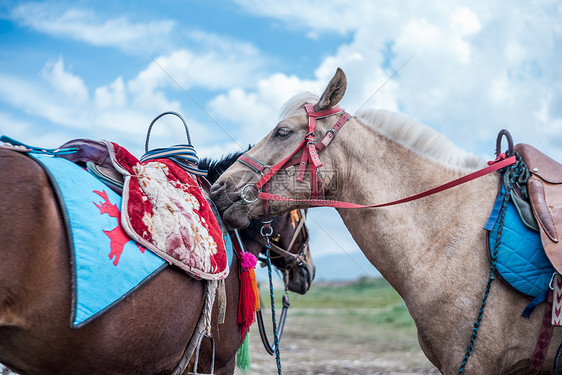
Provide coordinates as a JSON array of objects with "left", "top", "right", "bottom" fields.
[
  {"left": 0, "top": 135, "right": 79, "bottom": 155},
  {"left": 457, "top": 155, "right": 526, "bottom": 374},
  {"left": 265, "top": 241, "right": 283, "bottom": 375},
  {"left": 203, "top": 280, "right": 218, "bottom": 335}
]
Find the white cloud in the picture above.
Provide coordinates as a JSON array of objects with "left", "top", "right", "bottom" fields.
[
  {"left": 235, "top": 0, "right": 383, "bottom": 36},
  {"left": 451, "top": 7, "right": 481, "bottom": 36},
  {"left": 208, "top": 73, "right": 324, "bottom": 143},
  {"left": 42, "top": 56, "right": 89, "bottom": 102},
  {"left": 0, "top": 73, "right": 81, "bottom": 129},
  {"left": 9, "top": 2, "right": 175, "bottom": 53},
  {"left": 0, "top": 30, "right": 271, "bottom": 152},
  {"left": 129, "top": 44, "right": 266, "bottom": 96},
  {"left": 95, "top": 77, "right": 127, "bottom": 109}
]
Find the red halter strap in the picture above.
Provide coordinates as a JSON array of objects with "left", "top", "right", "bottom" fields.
[{"left": 237, "top": 104, "right": 351, "bottom": 200}]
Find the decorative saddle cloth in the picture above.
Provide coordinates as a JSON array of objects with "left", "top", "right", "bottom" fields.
[
  {"left": 31, "top": 154, "right": 168, "bottom": 327},
  {"left": 105, "top": 141, "right": 229, "bottom": 280}
]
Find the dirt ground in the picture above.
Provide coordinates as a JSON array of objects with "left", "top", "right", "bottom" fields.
[
  {"left": 0, "top": 309, "right": 440, "bottom": 375},
  {"left": 236, "top": 308, "right": 440, "bottom": 375}
]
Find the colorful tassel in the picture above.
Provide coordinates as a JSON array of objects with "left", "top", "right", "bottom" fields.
[
  {"left": 236, "top": 332, "right": 251, "bottom": 373},
  {"left": 240, "top": 251, "right": 257, "bottom": 271},
  {"left": 238, "top": 251, "right": 258, "bottom": 340}
]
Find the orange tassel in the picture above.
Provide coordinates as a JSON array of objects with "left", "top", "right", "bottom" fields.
[{"left": 249, "top": 268, "right": 260, "bottom": 311}]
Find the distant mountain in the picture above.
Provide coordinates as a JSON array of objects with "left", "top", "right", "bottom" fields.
[
  {"left": 312, "top": 252, "right": 381, "bottom": 281},
  {"left": 254, "top": 252, "right": 381, "bottom": 283}
]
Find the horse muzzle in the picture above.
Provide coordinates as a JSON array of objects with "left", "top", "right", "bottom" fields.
[{"left": 287, "top": 262, "right": 315, "bottom": 295}]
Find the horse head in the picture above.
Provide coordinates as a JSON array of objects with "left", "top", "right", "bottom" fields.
[
  {"left": 200, "top": 153, "right": 316, "bottom": 294},
  {"left": 210, "top": 68, "right": 349, "bottom": 230}
]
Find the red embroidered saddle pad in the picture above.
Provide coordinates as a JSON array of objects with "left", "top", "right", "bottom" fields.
[{"left": 105, "top": 141, "right": 228, "bottom": 280}]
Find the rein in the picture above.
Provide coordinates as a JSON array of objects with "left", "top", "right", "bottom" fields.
[
  {"left": 261, "top": 227, "right": 283, "bottom": 375},
  {"left": 458, "top": 131, "right": 523, "bottom": 374},
  {"left": 255, "top": 209, "right": 308, "bottom": 357},
  {"left": 256, "top": 290, "right": 290, "bottom": 356}
]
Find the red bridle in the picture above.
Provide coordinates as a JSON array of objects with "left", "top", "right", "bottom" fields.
[
  {"left": 238, "top": 104, "right": 352, "bottom": 202},
  {"left": 237, "top": 104, "right": 516, "bottom": 210}
]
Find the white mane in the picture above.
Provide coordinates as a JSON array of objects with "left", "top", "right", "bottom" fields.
[
  {"left": 356, "top": 108, "right": 484, "bottom": 171},
  {"left": 279, "top": 92, "right": 484, "bottom": 171}
]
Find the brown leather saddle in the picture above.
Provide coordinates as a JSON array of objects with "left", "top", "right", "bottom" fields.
[{"left": 515, "top": 143, "right": 562, "bottom": 273}]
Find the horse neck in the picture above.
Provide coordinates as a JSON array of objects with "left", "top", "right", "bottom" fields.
[{"left": 332, "top": 120, "right": 499, "bottom": 303}]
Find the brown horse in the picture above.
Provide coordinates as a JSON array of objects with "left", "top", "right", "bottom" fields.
[
  {"left": 211, "top": 68, "right": 562, "bottom": 374},
  {"left": 0, "top": 147, "right": 314, "bottom": 375}
]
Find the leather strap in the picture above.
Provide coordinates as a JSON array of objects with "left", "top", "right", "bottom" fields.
[
  {"left": 317, "top": 112, "right": 352, "bottom": 151},
  {"left": 527, "top": 290, "right": 554, "bottom": 375},
  {"left": 238, "top": 154, "right": 269, "bottom": 174},
  {"left": 254, "top": 138, "right": 307, "bottom": 191},
  {"left": 239, "top": 103, "right": 514, "bottom": 209},
  {"left": 305, "top": 105, "right": 344, "bottom": 119},
  {"left": 258, "top": 156, "right": 517, "bottom": 209}
]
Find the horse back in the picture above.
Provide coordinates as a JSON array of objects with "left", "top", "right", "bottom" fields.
[{"left": 0, "top": 148, "right": 206, "bottom": 375}]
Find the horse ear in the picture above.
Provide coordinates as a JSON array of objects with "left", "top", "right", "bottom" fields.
[{"left": 313, "top": 68, "right": 347, "bottom": 112}]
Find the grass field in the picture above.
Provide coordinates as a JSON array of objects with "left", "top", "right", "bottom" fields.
[{"left": 243, "top": 277, "right": 439, "bottom": 374}]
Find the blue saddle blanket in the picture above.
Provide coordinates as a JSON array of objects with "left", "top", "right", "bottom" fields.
[
  {"left": 32, "top": 154, "right": 233, "bottom": 327},
  {"left": 485, "top": 189, "right": 555, "bottom": 298}
]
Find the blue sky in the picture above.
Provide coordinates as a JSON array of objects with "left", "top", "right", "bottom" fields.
[{"left": 1, "top": 0, "right": 561, "bottom": 278}]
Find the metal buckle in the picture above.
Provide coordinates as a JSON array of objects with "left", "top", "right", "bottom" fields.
[
  {"left": 260, "top": 219, "right": 274, "bottom": 237},
  {"left": 240, "top": 184, "right": 259, "bottom": 203}
]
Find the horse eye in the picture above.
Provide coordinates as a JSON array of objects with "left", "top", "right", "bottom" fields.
[{"left": 274, "top": 127, "right": 293, "bottom": 138}]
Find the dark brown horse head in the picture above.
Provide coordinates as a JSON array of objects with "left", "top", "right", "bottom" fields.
[
  {"left": 200, "top": 152, "right": 315, "bottom": 295},
  {"left": 240, "top": 209, "right": 314, "bottom": 295}
]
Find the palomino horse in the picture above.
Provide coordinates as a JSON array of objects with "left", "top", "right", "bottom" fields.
[
  {"left": 0, "top": 147, "right": 314, "bottom": 375},
  {"left": 211, "top": 68, "right": 562, "bottom": 374}
]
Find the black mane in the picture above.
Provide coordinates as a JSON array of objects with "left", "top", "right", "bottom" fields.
[{"left": 198, "top": 145, "right": 251, "bottom": 184}]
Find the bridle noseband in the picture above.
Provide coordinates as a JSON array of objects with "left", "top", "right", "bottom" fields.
[{"left": 237, "top": 104, "right": 352, "bottom": 203}]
